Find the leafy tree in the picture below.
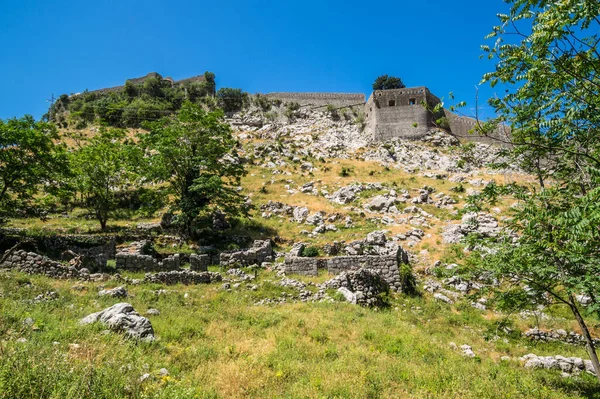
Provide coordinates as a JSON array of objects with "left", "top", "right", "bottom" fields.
[
  {"left": 0, "top": 116, "right": 69, "bottom": 221},
  {"left": 474, "top": 0, "right": 600, "bottom": 380},
  {"left": 71, "top": 128, "right": 143, "bottom": 230},
  {"left": 216, "top": 88, "right": 247, "bottom": 113},
  {"left": 372, "top": 75, "right": 405, "bottom": 90},
  {"left": 141, "top": 102, "right": 247, "bottom": 235}
]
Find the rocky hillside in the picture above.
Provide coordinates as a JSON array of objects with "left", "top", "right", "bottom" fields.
[{"left": 1, "top": 106, "right": 598, "bottom": 398}]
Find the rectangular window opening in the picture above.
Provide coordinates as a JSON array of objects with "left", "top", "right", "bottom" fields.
[
  {"left": 388, "top": 100, "right": 396, "bottom": 107},
  {"left": 409, "top": 98, "right": 416, "bottom": 105}
]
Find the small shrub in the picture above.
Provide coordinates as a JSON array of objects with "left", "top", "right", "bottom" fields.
[
  {"left": 301, "top": 246, "right": 320, "bottom": 257},
  {"left": 339, "top": 167, "right": 352, "bottom": 177},
  {"left": 286, "top": 102, "right": 300, "bottom": 111},
  {"left": 399, "top": 263, "right": 418, "bottom": 296}
]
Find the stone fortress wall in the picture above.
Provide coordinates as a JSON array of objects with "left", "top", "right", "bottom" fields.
[
  {"left": 365, "top": 87, "right": 441, "bottom": 141},
  {"left": 444, "top": 110, "right": 511, "bottom": 145},
  {"left": 264, "top": 86, "right": 510, "bottom": 144},
  {"left": 86, "top": 72, "right": 207, "bottom": 96},
  {"left": 264, "top": 92, "right": 366, "bottom": 107},
  {"left": 84, "top": 72, "right": 510, "bottom": 144}
]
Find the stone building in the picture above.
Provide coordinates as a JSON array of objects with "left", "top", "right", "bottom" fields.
[
  {"left": 363, "top": 86, "right": 511, "bottom": 144},
  {"left": 364, "top": 87, "right": 442, "bottom": 141}
]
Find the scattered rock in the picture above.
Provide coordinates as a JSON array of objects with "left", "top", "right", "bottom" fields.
[{"left": 98, "top": 286, "right": 128, "bottom": 298}]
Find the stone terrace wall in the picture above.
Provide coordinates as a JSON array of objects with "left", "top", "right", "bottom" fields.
[
  {"left": 283, "top": 254, "right": 404, "bottom": 291},
  {"left": 220, "top": 240, "right": 274, "bottom": 267},
  {"left": 0, "top": 230, "right": 116, "bottom": 267},
  {"left": 283, "top": 256, "right": 327, "bottom": 276},
  {"left": 265, "top": 93, "right": 365, "bottom": 107},
  {"left": 144, "top": 270, "right": 222, "bottom": 285},
  {"left": 115, "top": 253, "right": 181, "bottom": 272},
  {"left": 0, "top": 250, "right": 83, "bottom": 279}
]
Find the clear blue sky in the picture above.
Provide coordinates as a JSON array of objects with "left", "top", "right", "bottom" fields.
[{"left": 0, "top": 0, "right": 509, "bottom": 120}]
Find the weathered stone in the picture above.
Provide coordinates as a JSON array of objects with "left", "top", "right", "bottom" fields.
[{"left": 80, "top": 303, "right": 154, "bottom": 341}]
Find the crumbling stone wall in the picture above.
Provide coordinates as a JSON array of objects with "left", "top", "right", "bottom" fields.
[
  {"left": 0, "top": 230, "right": 116, "bottom": 267},
  {"left": 283, "top": 254, "right": 405, "bottom": 291},
  {"left": 85, "top": 72, "right": 207, "bottom": 96},
  {"left": 327, "top": 255, "right": 402, "bottom": 291},
  {"left": 143, "top": 270, "right": 222, "bottom": 285},
  {"left": 115, "top": 253, "right": 180, "bottom": 272},
  {"left": 115, "top": 240, "right": 181, "bottom": 271},
  {"left": 0, "top": 250, "right": 83, "bottom": 279},
  {"left": 220, "top": 240, "right": 273, "bottom": 267},
  {"left": 190, "top": 254, "right": 211, "bottom": 271},
  {"left": 283, "top": 256, "right": 326, "bottom": 276},
  {"left": 265, "top": 93, "right": 365, "bottom": 107}
]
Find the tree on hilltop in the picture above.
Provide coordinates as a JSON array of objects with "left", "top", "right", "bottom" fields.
[{"left": 372, "top": 75, "right": 406, "bottom": 90}]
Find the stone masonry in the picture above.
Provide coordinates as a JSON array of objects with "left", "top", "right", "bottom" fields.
[
  {"left": 220, "top": 240, "right": 274, "bottom": 267},
  {"left": 283, "top": 254, "right": 405, "bottom": 292},
  {"left": 190, "top": 254, "right": 211, "bottom": 271},
  {"left": 0, "top": 250, "right": 83, "bottom": 279}
]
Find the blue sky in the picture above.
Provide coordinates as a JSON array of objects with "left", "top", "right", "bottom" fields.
[{"left": 0, "top": 0, "right": 509, "bottom": 120}]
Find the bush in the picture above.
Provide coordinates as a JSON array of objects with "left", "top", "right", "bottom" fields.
[
  {"left": 217, "top": 88, "right": 247, "bottom": 113},
  {"left": 398, "top": 263, "right": 418, "bottom": 295},
  {"left": 339, "top": 167, "right": 352, "bottom": 177},
  {"left": 301, "top": 246, "right": 320, "bottom": 257}
]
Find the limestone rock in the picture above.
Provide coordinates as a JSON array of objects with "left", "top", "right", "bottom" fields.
[{"left": 80, "top": 303, "right": 155, "bottom": 341}]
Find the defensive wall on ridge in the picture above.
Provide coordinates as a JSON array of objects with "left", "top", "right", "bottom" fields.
[
  {"left": 444, "top": 110, "right": 511, "bottom": 145},
  {"left": 87, "top": 72, "right": 207, "bottom": 95},
  {"left": 264, "top": 92, "right": 366, "bottom": 107}
]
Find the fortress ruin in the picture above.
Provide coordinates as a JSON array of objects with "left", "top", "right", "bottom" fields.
[
  {"left": 85, "top": 72, "right": 509, "bottom": 144},
  {"left": 264, "top": 87, "right": 509, "bottom": 144}
]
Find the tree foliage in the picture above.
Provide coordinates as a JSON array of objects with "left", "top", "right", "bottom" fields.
[
  {"left": 372, "top": 75, "right": 406, "bottom": 91},
  {"left": 141, "top": 102, "right": 247, "bottom": 235},
  {"left": 476, "top": 0, "right": 600, "bottom": 380},
  {"left": 0, "top": 116, "right": 69, "bottom": 220},
  {"left": 71, "top": 129, "right": 143, "bottom": 230},
  {"left": 216, "top": 88, "right": 248, "bottom": 113}
]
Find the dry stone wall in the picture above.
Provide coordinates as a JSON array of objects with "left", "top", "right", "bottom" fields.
[
  {"left": 283, "top": 254, "right": 405, "bottom": 292},
  {"left": 283, "top": 256, "right": 326, "bottom": 275},
  {"left": 0, "top": 250, "right": 83, "bottom": 279},
  {"left": 190, "top": 254, "right": 211, "bottom": 271},
  {"left": 220, "top": 240, "right": 273, "bottom": 267},
  {"left": 143, "top": 270, "right": 222, "bottom": 285}
]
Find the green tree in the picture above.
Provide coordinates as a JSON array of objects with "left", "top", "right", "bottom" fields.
[
  {"left": 0, "top": 116, "right": 69, "bottom": 221},
  {"left": 142, "top": 102, "right": 247, "bottom": 235},
  {"left": 475, "top": 0, "right": 600, "bottom": 380},
  {"left": 372, "top": 75, "right": 405, "bottom": 90},
  {"left": 216, "top": 88, "right": 247, "bottom": 113},
  {"left": 71, "top": 128, "right": 142, "bottom": 230}
]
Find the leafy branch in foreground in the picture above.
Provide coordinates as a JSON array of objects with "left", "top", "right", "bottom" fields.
[{"left": 474, "top": 0, "right": 600, "bottom": 380}]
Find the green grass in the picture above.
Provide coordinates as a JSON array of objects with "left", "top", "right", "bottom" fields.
[{"left": 0, "top": 270, "right": 598, "bottom": 398}]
